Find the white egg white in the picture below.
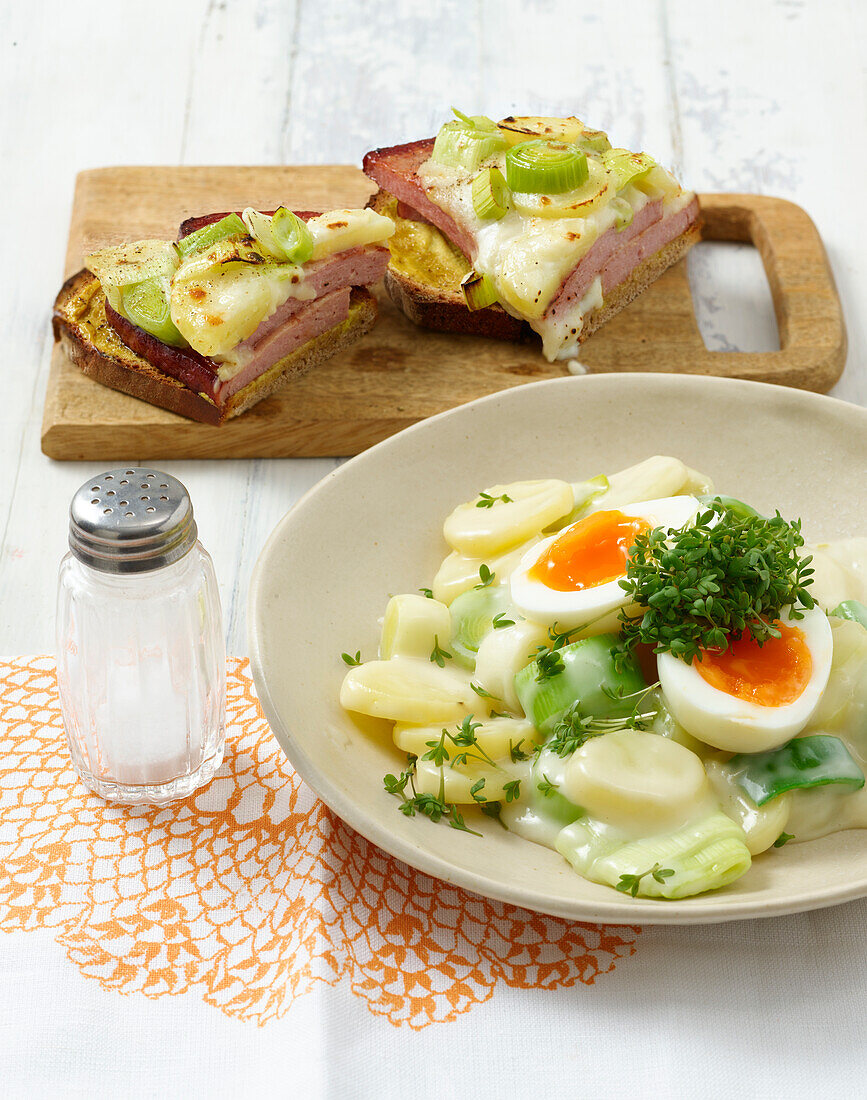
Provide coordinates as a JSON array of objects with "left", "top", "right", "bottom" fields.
[
  {"left": 657, "top": 605, "right": 833, "bottom": 753},
  {"left": 509, "top": 495, "right": 701, "bottom": 630}
]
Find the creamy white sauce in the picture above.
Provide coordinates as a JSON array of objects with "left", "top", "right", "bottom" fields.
[
  {"left": 342, "top": 464, "right": 867, "bottom": 899},
  {"left": 498, "top": 537, "right": 867, "bottom": 878}
]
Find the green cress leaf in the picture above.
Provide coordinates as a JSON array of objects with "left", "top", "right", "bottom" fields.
[
  {"left": 503, "top": 779, "right": 522, "bottom": 802},
  {"left": 537, "top": 774, "right": 559, "bottom": 796},
  {"left": 618, "top": 502, "right": 815, "bottom": 663},
  {"left": 475, "top": 564, "right": 496, "bottom": 589},
  {"left": 429, "top": 636, "right": 452, "bottom": 668},
  {"left": 615, "top": 863, "right": 675, "bottom": 897},
  {"left": 476, "top": 491, "right": 514, "bottom": 509}
]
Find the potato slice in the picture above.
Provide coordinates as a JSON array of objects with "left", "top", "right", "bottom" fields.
[
  {"left": 340, "top": 657, "right": 476, "bottom": 724},
  {"left": 497, "top": 115, "right": 585, "bottom": 146},
  {"left": 473, "top": 621, "right": 549, "bottom": 712},
  {"left": 413, "top": 759, "right": 523, "bottom": 804},
  {"left": 306, "top": 208, "right": 394, "bottom": 260},
  {"left": 561, "top": 730, "right": 711, "bottom": 833},
  {"left": 443, "top": 479, "right": 573, "bottom": 557},
  {"left": 394, "top": 715, "right": 537, "bottom": 764},
  {"left": 512, "top": 159, "right": 612, "bottom": 220},
  {"left": 586, "top": 456, "right": 690, "bottom": 512},
  {"left": 680, "top": 466, "right": 715, "bottom": 495},
  {"left": 432, "top": 538, "right": 540, "bottom": 605}
]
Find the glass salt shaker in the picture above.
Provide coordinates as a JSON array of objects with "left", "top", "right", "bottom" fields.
[{"left": 56, "top": 468, "right": 226, "bottom": 805}]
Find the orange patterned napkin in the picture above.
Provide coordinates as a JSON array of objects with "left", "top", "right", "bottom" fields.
[{"left": 0, "top": 657, "right": 638, "bottom": 1029}]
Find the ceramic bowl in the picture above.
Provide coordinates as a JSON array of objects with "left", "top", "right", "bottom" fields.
[{"left": 249, "top": 374, "right": 867, "bottom": 923}]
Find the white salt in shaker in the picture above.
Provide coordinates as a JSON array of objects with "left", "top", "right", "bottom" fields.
[{"left": 56, "top": 468, "right": 226, "bottom": 804}]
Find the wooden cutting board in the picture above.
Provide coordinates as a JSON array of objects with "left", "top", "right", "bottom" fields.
[{"left": 42, "top": 166, "right": 847, "bottom": 460}]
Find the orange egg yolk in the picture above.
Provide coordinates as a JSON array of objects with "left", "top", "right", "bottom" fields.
[
  {"left": 529, "top": 510, "right": 650, "bottom": 592},
  {"left": 695, "top": 623, "right": 812, "bottom": 707}
]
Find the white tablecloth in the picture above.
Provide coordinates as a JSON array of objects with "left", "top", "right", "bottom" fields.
[{"left": 3, "top": 0, "right": 866, "bottom": 1094}]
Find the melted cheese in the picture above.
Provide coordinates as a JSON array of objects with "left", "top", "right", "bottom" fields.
[
  {"left": 307, "top": 208, "right": 395, "bottom": 260},
  {"left": 418, "top": 152, "right": 693, "bottom": 361},
  {"left": 85, "top": 208, "right": 395, "bottom": 360},
  {"left": 171, "top": 261, "right": 314, "bottom": 358}
]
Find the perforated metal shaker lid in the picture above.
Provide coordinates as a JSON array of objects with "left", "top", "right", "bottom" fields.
[{"left": 69, "top": 468, "right": 197, "bottom": 573}]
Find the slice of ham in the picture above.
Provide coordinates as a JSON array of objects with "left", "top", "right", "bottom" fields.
[
  {"left": 105, "top": 215, "right": 388, "bottom": 407},
  {"left": 544, "top": 195, "right": 700, "bottom": 324},
  {"left": 243, "top": 247, "right": 387, "bottom": 346},
  {"left": 362, "top": 138, "right": 700, "bottom": 325},
  {"left": 363, "top": 139, "right": 476, "bottom": 258},
  {"left": 106, "top": 304, "right": 221, "bottom": 398},
  {"left": 215, "top": 288, "right": 351, "bottom": 401},
  {"left": 107, "top": 286, "right": 356, "bottom": 403}
]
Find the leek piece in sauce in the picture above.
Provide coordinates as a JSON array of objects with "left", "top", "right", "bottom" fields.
[
  {"left": 241, "top": 208, "right": 287, "bottom": 260},
  {"left": 602, "top": 149, "right": 656, "bottom": 191},
  {"left": 576, "top": 128, "right": 612, "bottom": 154},
  {"left": 450, "top": 108, "right": 500, "bottom": 132},
  {"left": 830, "top": 600, "right": 867, "bottom": 630},
  {"left": 610, "top": 196, "right": 634, "bottom": 231},
  {"left": 514, "top": 634, "right": 647, "bottom": 735},
  {"left": 555, "top": 812, "right": 751, "bottom": 899},
  {"left": 176, "top": 213, "right": 247, "bottom": 262},
  {"left": 731, "top": 735, "right": 865, "bottom": 807},
  {"left": 505, "top": 139, "right": 589, "bottom": 195},
  {"left": 449, "top": 584, "right": 515, "bottom": 669}
]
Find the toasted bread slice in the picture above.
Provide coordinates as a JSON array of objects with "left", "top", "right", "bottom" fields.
[
  {"left": 53, "top": 270, "right": 378, "bottom": 425},
  {"left": 370, "top": 189, "right": 700, "bottom": 350},
  {"left": 368, "top": 191, "right": 524, "bottom": 341}
]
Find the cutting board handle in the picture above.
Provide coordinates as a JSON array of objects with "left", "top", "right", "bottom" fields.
[{"left": 698, "top": 193, "right": 847, "bottom": 388}]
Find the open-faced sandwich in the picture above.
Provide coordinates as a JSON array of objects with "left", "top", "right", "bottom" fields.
[
  {"left": 53, "top": 206, "right": 395, "bottom": 424},
  {"left": 364, "top": 112, "right": 700, "bottom": 361}
]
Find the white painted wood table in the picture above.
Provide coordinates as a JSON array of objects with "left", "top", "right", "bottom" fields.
[{"left": 2, "top": 2, "right": 866, "bottom": 1097}]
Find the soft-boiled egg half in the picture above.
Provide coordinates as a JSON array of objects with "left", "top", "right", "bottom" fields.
[
  {"left": 510, "top": 495, "right": 701, "bottom": 629},
  {"left": 657, "top": 606, "right": 833, "bottom": 753}
]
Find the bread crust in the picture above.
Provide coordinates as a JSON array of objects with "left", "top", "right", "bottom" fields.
[
  {"left": 368, "top": 190, "right": 524, "bottom": 341},
  {"left": 53, "top": 270, "right": 377, "bottom": 425}
]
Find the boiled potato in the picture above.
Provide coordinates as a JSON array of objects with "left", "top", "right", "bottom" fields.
[
  {"left": 561, "top": 730, "right": 711, "bottom": 833},
  {"left": 443, "top": 480, "right": 573, "bottom": 557},
  {"left": 340, "top": 657, "right": 476, "bottom": 724}
]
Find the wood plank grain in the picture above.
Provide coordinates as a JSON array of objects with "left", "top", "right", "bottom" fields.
[{"left": 42, "top": 166, "right": 846, "bottom": 460}]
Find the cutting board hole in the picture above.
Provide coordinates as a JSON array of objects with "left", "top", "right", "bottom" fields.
[{"left": 688, "top": 242, "right": 780, "bottom": 353}]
